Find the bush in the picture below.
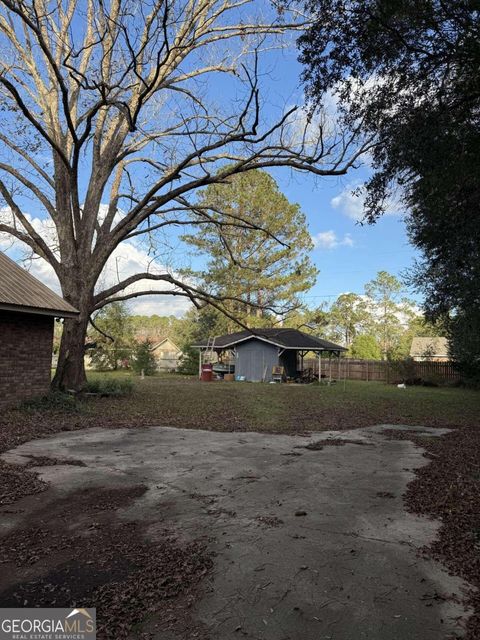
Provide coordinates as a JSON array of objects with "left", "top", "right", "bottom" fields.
[
  {"left": 22, "top": 391, "right": 80, "bottom": 412},
  {"left": 131, "top": 339, "right": 157, "bottom": 376},
  {"left": 350, "top": 334, "right": 382, "bottom": 360},
  {"left": 389, "top": 357, "right": 417, "bottom": 384},
  {"left": 84, "top": 377, "right": 133, "bottom": 396}
]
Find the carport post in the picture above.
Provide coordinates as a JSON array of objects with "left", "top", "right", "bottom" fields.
[
  {"left": 318, "top": 351, "right": 321, "bottom": 382},
  {"left": 199, "top": 349, "right": 202, "bottom": 379}
]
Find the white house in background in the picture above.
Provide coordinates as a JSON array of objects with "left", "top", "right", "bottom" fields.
[
  {"left": 410, "top": 337, "right": 450, "bottom": 362},
  {"left": 151, "top": 337, "right": 182, "bottom": 371}
]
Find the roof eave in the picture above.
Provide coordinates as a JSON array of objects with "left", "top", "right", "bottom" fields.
[
  {"left": 193, "top": 336, "right": 346, "bottom": 352},
  {"left": 0, "top": 302, "right": 79, "bottom": 319}
]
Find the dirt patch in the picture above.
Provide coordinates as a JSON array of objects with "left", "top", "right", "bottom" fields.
[
  {"left": 376, "top": 491, "right": 396, "bottom": 499},
  {"left": 254, "top": 515, "right": 284, "bottom": 528},
  {"left": 0, "top": 485, "right": 213, "bottom": 640},
  {"left": 25, "top": 455, "right": 87, "bottom": 467},
  {"left": 383, "top": 426, "right": 480, "bottom": 640},
  {"left": 299, "top": 438, "right": 372, "bottom": 451}
]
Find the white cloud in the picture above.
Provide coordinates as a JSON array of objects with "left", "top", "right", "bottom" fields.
[
  {"left": 331, "top": 186, "right": 366, "bottom": 221},
  {"left": 312, "top": 230, "right": 354, "bottom": 250},
  {"left": 0, "top": 208, "right": 192, "bottom": 317},
  {"left": 95, "top": 241, "right": 193, "bottom": 317},
  {"left": 331, "top": 183, "right": 402, "bottom": 221}
]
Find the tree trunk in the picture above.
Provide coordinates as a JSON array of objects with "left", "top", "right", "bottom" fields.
[
  {"left": 51, "top": 277, "right": 95, "bottom": 391},
  {"left": 52, "top": 311, "right": 90, "bottom": 391}
]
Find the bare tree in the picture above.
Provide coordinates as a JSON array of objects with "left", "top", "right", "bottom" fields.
[{"left": 0, "top": 0, "right": 370, "bottom": 390}]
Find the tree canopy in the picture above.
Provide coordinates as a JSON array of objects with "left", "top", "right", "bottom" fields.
[
  {"left": 0, "top": 0, "right": 370, "bottom": 390},
  {"left": 183, "top": 170, "right": 317, "bottom": 329},
  {"left": 297, "top": 0, "right": 480, "bottom": 375},
  {"left": 327, "top": 293, "right": 368, "bottom": 348},
  {"left": 89, "top": 302, "right": 133, "bottom": 370}
]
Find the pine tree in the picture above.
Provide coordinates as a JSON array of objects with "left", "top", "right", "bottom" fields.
[
  {"left": 132, "top": 340, "right": 157, "bottom": 376},
  {"left": 183, "top": 170, "right": 317, "bottom": 328}
]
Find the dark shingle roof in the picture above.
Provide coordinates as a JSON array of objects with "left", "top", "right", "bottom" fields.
[
  {"left": 194, "top": 328, "right": 346, "bottom": 351},
  {"left": 0, "top": 251, "right": 78, "bottom": 318}
]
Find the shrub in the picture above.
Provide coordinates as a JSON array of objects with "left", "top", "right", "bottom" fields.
[
  {"left": 22, "top": 391, "right": 80, "bottom": 412},
  {"left": 84, "top": 377, "right": 133, "bottom": 396},
  {"left": 177, "top": 344, "right": 199, "bottom": 375},
  {"left": 350, "top": 334, "right": 382, "bottom": 360},
  {"left": 389, "top": 357, "right": 417, "bottom": 384}
]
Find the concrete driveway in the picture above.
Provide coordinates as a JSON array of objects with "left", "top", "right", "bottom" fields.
[{"left": 1, "top": 425, "right": 468, "bottom": 639}]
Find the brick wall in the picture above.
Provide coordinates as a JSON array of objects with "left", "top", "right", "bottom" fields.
[{"left": 0, "top": 310, "right": 54, "bottom": 408}]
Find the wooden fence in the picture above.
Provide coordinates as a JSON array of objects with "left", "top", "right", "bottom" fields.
[{"left": 303, "top": 357, "right": 460, "bottom": 384}]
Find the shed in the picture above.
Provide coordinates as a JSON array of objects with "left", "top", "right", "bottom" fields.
[
  {"left": 0, "top": 251, "right": 78, "bottom": 407},
  {"left": 194, "top": 328, "right": 346, "bottom": 382}
]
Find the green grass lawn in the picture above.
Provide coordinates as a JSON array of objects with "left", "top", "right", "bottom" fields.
[
  {"left": 1, "top": 374, "right": 478, "bottom": 453},
  {"left": 11, "top": 372, "right": 477, "bottom": 435}
]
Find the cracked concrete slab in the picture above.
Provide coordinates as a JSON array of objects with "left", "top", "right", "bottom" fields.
[{"left": 0, "top": 424, "right": 469, "bottom": 639}]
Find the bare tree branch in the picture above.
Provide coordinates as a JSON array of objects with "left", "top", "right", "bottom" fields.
[{"left": 0, "top": 0, "right": 371, "bottom": 389}]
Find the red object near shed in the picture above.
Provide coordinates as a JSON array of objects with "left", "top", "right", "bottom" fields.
[{"left": 201, "top": 363, "right": 213, "bottom": 382}]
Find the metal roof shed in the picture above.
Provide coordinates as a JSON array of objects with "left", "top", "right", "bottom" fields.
[{"left": 194, "top": 328, "right": 346, "bottom": 382}]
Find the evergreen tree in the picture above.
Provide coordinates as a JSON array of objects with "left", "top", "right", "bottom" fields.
[
  {"left": 177, "top": 345, "right": 200, "bottom": 376},
  {"left": 183, "top": 170, "right": 317, "bottom": 328},
  {"left": 132, "top": 340, "right": 157, "bottom": 376},
  {"left": 364, "top": 272, "right": 414, "bottom": 359}
]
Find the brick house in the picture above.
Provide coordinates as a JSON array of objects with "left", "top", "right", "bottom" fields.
[{"left": 0, "top": 252, "right": 78, "bottom": 408}]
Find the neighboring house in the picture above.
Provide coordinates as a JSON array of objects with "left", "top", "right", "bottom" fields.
[
  {"left": 0, "top": 251, "right": 78, "bottom": 407},
  {"left": 194, "top": 328, "right": 345, "bottom": 382},
  {"left": 410, "top": 337, "right": 450, "bottom": 362},
  {"left": 151, "top": 337, "right": 182, "bottom": 371}
]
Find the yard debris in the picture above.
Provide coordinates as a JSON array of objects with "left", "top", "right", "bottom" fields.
[
  {"left": 0, "top": 486, "right": 213, "bottom": 640},
  {"left": 0, "top": 460, "right": 48, "bottom": 505},
  {"left": 383, "top": 427, "right": 480, "bottom": 640},
  {"left": 376, "top": 491, "right": 396, "bottom": 499},
  {"left": 299, "top": 438, "right": 371, "bottom": 451},
  {"left": 254, "top": 515, "right": 284, "bottom": 528},
  {"left": 294, "top": 510, "right": 307, "bottom": 517}
]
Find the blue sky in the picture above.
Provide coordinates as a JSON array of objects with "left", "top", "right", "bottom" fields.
[
  {"left": 272, "top": 167, "right": 419, "bottom": 306},
  {"left": 255, "top": 46, "right": 420, "bottom": 308}
]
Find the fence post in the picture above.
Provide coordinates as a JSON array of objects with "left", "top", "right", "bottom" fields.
[{"left": 366, "top": 360, "right": 369, "bottom": 382}]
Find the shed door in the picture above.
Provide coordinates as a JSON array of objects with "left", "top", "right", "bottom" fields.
[{"left": 236, "top": 340, "right": 278, "bottom": 382}]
